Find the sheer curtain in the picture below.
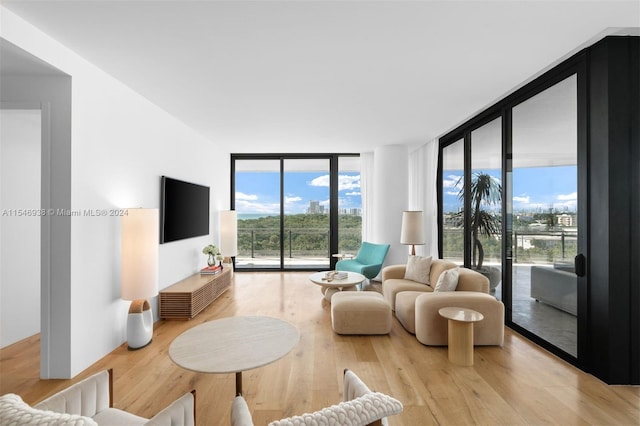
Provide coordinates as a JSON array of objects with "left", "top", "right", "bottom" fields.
[
  {"left": 359, "top": 151, "right": 375, "bottom": 243},
  {"left": 408, "top": 139, "right": 439, "bottom": 257}
]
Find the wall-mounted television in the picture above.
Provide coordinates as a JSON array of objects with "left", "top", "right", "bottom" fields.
[{"left": 160, "top": 176, "right": 210, "bottom": 244}]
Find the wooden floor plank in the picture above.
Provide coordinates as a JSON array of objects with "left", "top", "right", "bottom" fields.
[{"left": 1, "top": 271, "right": 638, "bottom": 425}]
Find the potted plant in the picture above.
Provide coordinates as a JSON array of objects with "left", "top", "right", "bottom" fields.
[
  {"left": 456, "top": 172, "right": 502, "bottom": 291},
  {"left": 202, "top": 244, "right": 223, "bottom": 266}
]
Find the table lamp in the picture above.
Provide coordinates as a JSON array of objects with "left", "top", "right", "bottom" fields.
[
  {"left": 400, "top": 210, "right": 425, "bottom": 255},
  {"left": 121, "top": 208, "right": 158, "bottom": 350}
]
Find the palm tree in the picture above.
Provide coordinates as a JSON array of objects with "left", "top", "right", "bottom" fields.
[{"left": 456, "top": 172, "right": 502, "bottom": 270}]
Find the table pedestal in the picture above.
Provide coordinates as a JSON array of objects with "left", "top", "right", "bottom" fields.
[{"left": 438, "top": 307, "right": 484, "bottom": 366}]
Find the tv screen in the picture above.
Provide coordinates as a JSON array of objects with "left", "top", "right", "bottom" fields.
[{"left": 160, "top": 176, "right": 210, "bottom": 244}]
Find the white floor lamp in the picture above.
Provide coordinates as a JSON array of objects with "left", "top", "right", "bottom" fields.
[
  {"left": 121, "top": 208, "right": 158, "bottom": 350},
  {"left": 219, "top": 210, "right": 238, "bottom": 276}
]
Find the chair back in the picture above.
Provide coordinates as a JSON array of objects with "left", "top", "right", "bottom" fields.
[{"left": 355, "top": 242, "right": 390, "bottom": 266}]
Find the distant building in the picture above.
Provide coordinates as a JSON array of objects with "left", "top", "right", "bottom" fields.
[
  {"left": 307, "top": 200, "right": 325, "bottom": 214},
  {"left": 339, "top": 208, "right": 362, "bottom": 216},
  {"left": 556, "top": 213, "right": 575, "bottom": 226}
]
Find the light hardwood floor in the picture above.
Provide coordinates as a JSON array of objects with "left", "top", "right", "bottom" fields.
[{"left": 1, "top": 272, "right": 638, "bottom": 425}]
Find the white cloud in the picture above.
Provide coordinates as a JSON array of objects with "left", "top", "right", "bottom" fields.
[
  {"left": 235, "top": 192, "right": 258, "bottom": 201},
  {"left": 557, "top": 192, "right": 577, "bottom": 201},
  {"left": 285, "top": 195, "right": 302, "bottom": 204},
  {"left": 309, "top": 174, "right": 360, "bottom": 191},
  {"left": 443, "top": 174, "right": 463, "bottom": 190},
  {"left": 338, "top": 175, "right": 360, "bottom": 191},
  {"left": 235, "top": 199, "right": 279, "bottom": 214},
  {"left": 345, "top": 191, "right": 360, "bottom": 196},
  {"left": 309, "top": 175, "right": 330, "bottom": 187},
  {"left": 513, "top": 195, "right": 530, "bottom": 203}
]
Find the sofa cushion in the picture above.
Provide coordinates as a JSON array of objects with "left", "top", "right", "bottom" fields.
[
  {"left": 382, "top": 279, "right": 433, "bottom": 311},
  {"left": 434, "top": 267, "right": 459, "bottom": 292},
  {"left": 404, "top": 255, "right": 432, "bottom": 285}
]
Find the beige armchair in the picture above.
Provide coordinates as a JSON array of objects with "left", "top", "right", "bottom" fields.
[
  {"left": 231, "top": 369, "right": 403, "bottom": 426},
  {"left": 0, "top": 369, "right": 195, "bottom": 425}
]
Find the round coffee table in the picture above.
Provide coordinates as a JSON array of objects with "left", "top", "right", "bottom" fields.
[
  {"left": 309, "top": 271, "right": 366, "bottom": 302},
  {"left": 438, "top": 307, "right": 484, "bottom": 366},
  {"left": 169, "top": 316, "right": 299, "bottom": 395}
]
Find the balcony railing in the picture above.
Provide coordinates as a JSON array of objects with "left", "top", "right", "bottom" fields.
[
  {"left": 237, "top": 227, "right": 361, "bottom": 259},
  {"left": 442, "top": 227, "right": 578, "bottom": 264}
]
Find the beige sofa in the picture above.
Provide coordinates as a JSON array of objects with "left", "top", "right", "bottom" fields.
[
  {"left": 382, "top": 259, "right": 504, "bottom": 347},
  {"left": 382, "top": 259, "right": 490, "bottom": 310}
]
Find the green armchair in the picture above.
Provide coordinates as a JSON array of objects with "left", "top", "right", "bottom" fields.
[{"left": 336, "top": 242, "right": 390, "bottom": 279}]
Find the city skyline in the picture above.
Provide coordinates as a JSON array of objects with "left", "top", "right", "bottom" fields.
[{"left": 235, "top": 171, "right": 361, "bottom": 216}]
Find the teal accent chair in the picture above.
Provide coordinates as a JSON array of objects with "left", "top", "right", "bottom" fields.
[{"left": 336, "top": 242, "right": 390, "bottom": 279}]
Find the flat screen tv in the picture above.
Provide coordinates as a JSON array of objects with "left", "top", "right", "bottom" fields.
[{"left": 160, "top": 176, "right": 210, "bottom": 244}]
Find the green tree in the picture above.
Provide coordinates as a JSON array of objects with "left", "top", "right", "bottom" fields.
[{"left": 456, "top": 172, "right": 502, "bottom": 270}]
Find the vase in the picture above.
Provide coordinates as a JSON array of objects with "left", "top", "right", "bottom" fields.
[{"left": 207, "top": 254, "right": 215, "bottom": 266}]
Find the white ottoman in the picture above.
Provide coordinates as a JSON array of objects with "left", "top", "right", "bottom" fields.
[{"left": 331, "top": 292, "right": 392, "bottom": 335}]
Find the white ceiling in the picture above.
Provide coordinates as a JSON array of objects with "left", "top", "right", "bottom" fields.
[{"left": 2, "top": 1, "right": 639, "bottom": 154}]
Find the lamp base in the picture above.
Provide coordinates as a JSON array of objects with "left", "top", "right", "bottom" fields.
[{"left": 127, "top": 299, "right": 153, "bottom": 350}]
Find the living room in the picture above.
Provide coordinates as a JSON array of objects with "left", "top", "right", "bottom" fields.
[{"left": 1, "top": 1, "right": 639, "bottom": 425}]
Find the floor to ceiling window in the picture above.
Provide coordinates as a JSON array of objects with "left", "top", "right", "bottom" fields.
[
  {"left": 232, "top": 154, "right": 360, "bottom": 271},
  {"left": 439, "top": 62, "right": 585, "bottom": 366}
]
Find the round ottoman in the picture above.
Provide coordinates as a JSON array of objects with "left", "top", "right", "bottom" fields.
[{"left": 331, "top": 292, "right": 392, "bottom": 335}]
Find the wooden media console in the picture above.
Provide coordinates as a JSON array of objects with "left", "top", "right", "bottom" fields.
[{"left": 159, "top": 268, "right": 231, "bottom": 320}]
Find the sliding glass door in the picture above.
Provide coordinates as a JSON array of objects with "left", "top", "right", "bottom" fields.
[
  {"left": 283, "top": 159, "right": 330, "bottom": 270},
  {"left": 232, "top": 154, "right": 360, "bottom": 271},
  {"left": 509, "top": 74, "right": 579, "bottom": 357}
]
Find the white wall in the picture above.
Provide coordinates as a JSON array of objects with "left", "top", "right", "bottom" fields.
[
  {"left": 372, "top": 144, "right": 408, "bottom": 269},
  {"left": 0, "top": 109, "right": 41, "bottom": 347},
  {"left": 1, "top": 7, "right": 230, "bottom": 377}
]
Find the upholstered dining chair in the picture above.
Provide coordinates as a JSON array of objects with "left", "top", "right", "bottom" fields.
[
  {"left": 231, "top": 368, "right": 403, "bottom": 426},
  {"left": 0, "top": 369, "right": 195, "bottom": 425},
  {"left": 335, "top": 242, "right": 390, "bottom": 279}
]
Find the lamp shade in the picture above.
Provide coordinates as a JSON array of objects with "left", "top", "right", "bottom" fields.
[
  {"left": 400, "top": 211, "right": 425, "bottom": 245},
  {"left": 121, "top": 208, "right": 159, "bottom": 301},
  {"left": 219, "top": 210, "right": 238, "bottom": 257}
]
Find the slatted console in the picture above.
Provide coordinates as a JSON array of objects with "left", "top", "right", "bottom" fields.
[{"left": 159, "top": 268, "right": 231, "bottom": 320}]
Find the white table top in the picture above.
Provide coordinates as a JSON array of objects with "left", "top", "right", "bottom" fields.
[
  {"left": 331, "top": 253, "right": 355, "bottom": 259},
  {"left": 169, "top": 316, "right": 300, "bottom": 374},
  {"left": 438, "top": 307, "right": 484, "bottom": 323},
  {"left": 309, "top": 271, "right": 366, "bottom": 288}
]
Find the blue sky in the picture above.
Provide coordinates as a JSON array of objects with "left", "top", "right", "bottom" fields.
[
  {"left": 442, "top": 166, "right": 577, "bottom": 213},
  {"left": 235, "top": 172, "right": 361, "bottom": 215},
  {"left": 236, "top": 165, "right": 577, "bottom": 216}
]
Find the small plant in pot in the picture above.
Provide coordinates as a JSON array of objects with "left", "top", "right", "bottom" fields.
[
  {"left": 202, "top": 244, "right": 223, "bottom": 267},
  {"left": 455, "top": 172, "right": 502, "bottom": 291}
]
